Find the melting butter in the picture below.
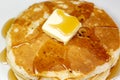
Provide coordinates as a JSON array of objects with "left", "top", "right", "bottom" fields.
[
  {"left": 50, "top": 9, "right": 80, "bottom": 35},
  {"left": 42, "top": 9, "right": 81, "bottom": 44}
]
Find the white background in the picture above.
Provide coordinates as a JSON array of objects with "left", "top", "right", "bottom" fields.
[{"left": 0, "top": 0, "right": 120, "bottom": 80}]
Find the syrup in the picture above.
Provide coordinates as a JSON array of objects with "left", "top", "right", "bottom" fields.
[
  {"left": 0, "top": 18, "right": 14, "bottom": 63},
  {"left": 0, "top": 18, "right": 17, "bottom": 79},
  {"left": 8, "top": 69, "right": 17, "bottom": 80},
  {"left": 0, "top": 48, "right": 7, "bottom": 63},
  {"left": 1, "top": 18, "right": 15, "bottom": 38}
]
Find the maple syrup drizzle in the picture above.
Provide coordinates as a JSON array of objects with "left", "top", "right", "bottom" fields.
[
  {"left": 1, "top": 18, "right": 15, "bottom": 38},
  {"left": 0, "top": 48, "right": 7, "bottom": 63},
  {"left": 8, "top": 69, "right": 17, "bottom": 80},
  {"left": 0, "top": 18, "right": 17, "bottom": 79},
  {"left": 0, "top": 18, "right": 14, "bottom": 63}
]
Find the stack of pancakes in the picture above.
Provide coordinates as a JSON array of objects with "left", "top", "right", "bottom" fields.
[{"left": 6, "top": 0, "right": 120, "bottom": 80}]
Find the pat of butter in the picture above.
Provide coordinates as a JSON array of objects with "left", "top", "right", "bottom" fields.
[{"left": 42, "top": 9, "right": 81, "bottom": 44}]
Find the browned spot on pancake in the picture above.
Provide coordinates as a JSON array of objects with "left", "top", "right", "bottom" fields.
[
  {"left": 75, "top": 27, "right": 110, "bottom": 61},
  {"left": 95, "top": 27, "right": 119, "bottom": 50},
  {"left": 10, "top": 23, "right": 28, "bottom": 46},
  {"left": 71, "top": 2, "right": 94, "bottom": 22},
  {"left": 14, "top": 18, "right": 31, "bottom": 27},
  {"left": 83, "top": 8, "right": 117, "bottom": 28},
  {"left": 43, "top": 1, "right": 56, "bottom": 13}
]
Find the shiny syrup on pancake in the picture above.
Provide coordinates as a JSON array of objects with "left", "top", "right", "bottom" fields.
[
  {"left": 1, "top": 18, "right": 15, "bottom": 38},
  {"left": 8, "top": 69, "right": 17, "bottom": 80},
  {"left": 0, "top": 48, "right": 7, "bottom": 63},
  {"left": 0, "top": 18, "right": 14, "bottom": 63},
  {"left": 0, "top": 18, "right": 17, "bottom": 79}
]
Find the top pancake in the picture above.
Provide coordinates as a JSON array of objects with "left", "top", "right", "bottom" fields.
[{"left": 7, "top": 0, "right": 119, "bottom": 79}]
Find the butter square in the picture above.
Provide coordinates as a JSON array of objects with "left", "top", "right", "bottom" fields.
[{"left": 42, "top": 9, "right": 81, "bottom": 45}]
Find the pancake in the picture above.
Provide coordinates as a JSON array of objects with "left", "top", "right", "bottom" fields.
[{"left": 6, "top": 0, "right": 120, "bottom": 80}]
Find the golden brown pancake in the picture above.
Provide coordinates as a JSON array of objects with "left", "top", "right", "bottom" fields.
[{"left": 6, "top": 0, "right": 119, "bottom": 80}]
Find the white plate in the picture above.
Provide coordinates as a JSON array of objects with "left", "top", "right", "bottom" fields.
[{"left": 0, "top": 0, "right": 120, "bottom": 80}]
